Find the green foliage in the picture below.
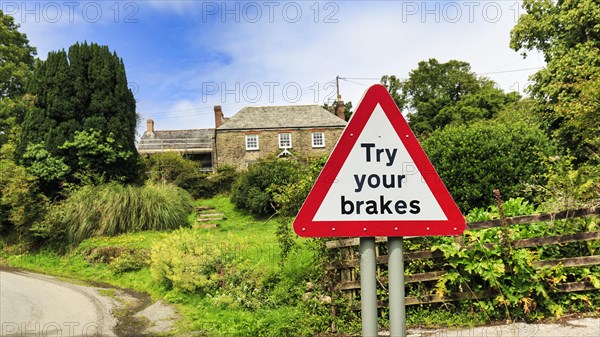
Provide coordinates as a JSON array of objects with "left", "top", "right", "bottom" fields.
[
  {"left": 142, "top": 152, "right": 199, "bottom": 186},
  {"left": 150, "top": 225, "right": 332, "bottom": 336},
  {"left": 382, "top": 59, "right": 519, "bottom": 135},
  {"left": 143, "top": 153, "right": 238, "bottom": 199},
  {"left": 231, "top": 157, "right": 306, "bottom": 215},
  {"left": 425, "top": 198, "right": 599, "bottom": 321},
  {"left": 59, "top": 129, "right": 132, "bottom": 185},
  {"left": 194, "top": 165, "right": 238, "bottom": 198},
  {"left": 0, "top": 157, "right": 48, "bottom": 240},
  {"left": 322, "top": 100, "right": 354, "bottom": 121},
  {"left": 510, "top": 0, "right": 600, "bottom": 162},
  {"left": 22, "top": 143, "right": 70, "bottom": 182},
  {"left": 422, "top": 120, "right": 555, "bottom": 211},
  {"left": 50, "top": 183, "right": 193, "bottom": 244},
  {"left": 432, "top": 221, "right": 599, "bottom": 321},
  {"left": 17, "top": 42, "right": 138, "bottom": 193},
  {"left": 466, "top": 197, "right": 537, "bottom": 223},
  {"left": 271, "top": 155, "right": 326, "bottom": 217},
  {"left": 526, "top": 154, "right": 600, "bottom": 211},
  {"left": 0, "top": 10, "right": 37, "bottom": 98},
  {"left": 150, "top": 229, "right": 241, "bottom": 294},
  {"left": 0, "top": 95, "right": 35, "bottom": 147},
  {"left": 275, "top": 218, "right": 298, "bottom": 263}
]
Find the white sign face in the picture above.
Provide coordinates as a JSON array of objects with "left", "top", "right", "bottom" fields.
[{"left": 313, "top": 104, "right": 447, "bottom": 222}]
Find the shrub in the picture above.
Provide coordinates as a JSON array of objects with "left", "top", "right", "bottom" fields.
[
  {"left": 142, "top": 152, "right": 199, "bottom": 187},
  {"left": 181, "top": 165, "right": 239, "bottom": 199},
  {"left": 142, "top": 153, "right": 238, "bottom": 199},
  {"left": 150, "top": 229, "right": 238, "bottom": 293},
  {"left": 53, "top": 183, "right": 193, "bottom": 243},
  {"left": 0, "top": 158, "right": 48, "bottom": 242},
  {"left": 422, "top": 120, "right": 555, "bottom": 212},
  {"left": 271, "top": 156, "right": 327, "bottom": 217},
  {"left": 231, "top": 158, "right": 306, "bottom": 215}
]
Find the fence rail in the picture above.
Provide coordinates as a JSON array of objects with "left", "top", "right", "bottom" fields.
[
  {"left": 138, "top": 138, "right": 213, "bottom": 151},
  {"left": 326, "top": 206, "right": 600, "bottom": 307}
]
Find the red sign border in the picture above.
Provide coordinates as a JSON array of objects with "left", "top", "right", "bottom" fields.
[{"left": 293, "top": 84, "right": 465, "bottom": 237}]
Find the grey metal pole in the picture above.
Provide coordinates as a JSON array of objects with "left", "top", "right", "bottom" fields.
[
  {"left": 388, "top": 236, "right": 406, "bottom": 337},
  {"left": 360, "top": 237, "right": 378, "bottom": 337}
]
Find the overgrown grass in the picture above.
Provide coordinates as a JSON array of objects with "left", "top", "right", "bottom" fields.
[
  {"left": 7, "top": 196, "right": 595, "bottom": 336},
  {"left": 51, "top": 183, "right": 193, "bottom": 243},
  {"left": 3, "top": 196, "right": 330, "bottom": 337}
]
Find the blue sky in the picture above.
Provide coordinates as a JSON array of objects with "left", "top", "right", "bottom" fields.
[{"left": 4, "top": 0, "right": 545, "bottom": 136}]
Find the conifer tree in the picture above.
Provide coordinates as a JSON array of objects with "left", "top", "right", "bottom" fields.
[{"left": 18, "top": 42, "right": 138, "bottom": 192}]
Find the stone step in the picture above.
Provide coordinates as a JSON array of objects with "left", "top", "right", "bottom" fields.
[
  {"left": 193, "top": 223, "right": 219, "bottom": 230},
  {"left": 196, "top": 217, "right": 225, "bottom": 222}
]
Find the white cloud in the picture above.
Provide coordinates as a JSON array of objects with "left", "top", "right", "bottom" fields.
[
  {"left": 4, "top": 1, "right": 546, "bottom": 134},
  {"left": 145, "top": 1, "right": 545, "bottom": 132}
]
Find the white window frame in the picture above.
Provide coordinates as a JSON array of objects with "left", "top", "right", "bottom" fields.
[
  {"left": 278, "top": 133, "right": 292, "bottom": 149},
  {"left": 245, "top": 134, "right": 259, "bottom": 150},
  {"left": 312, "top": 132, "right": 325, "bottom": 148}
]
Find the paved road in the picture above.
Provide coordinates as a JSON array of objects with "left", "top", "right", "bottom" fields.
[
  {"left": 0, "top": 268, "right": 117, "bottom": 337},
  {"left": 402, "top": 317, "right": 600, "bottom": 337}
]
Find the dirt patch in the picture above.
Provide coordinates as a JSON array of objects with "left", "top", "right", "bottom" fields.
[{"left": 134, "top": 300, "right": 179, "bottom": 335}]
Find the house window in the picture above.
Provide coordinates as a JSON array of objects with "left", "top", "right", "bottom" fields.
[
  {"left": 279, "top": 133, "right": 292, "bottom": 149},
  {"left": 246, "top": 134, "right": 259, "bottom": 150},
  {"left": 312, "top": 132, "right": 325, "bottom": 148}
]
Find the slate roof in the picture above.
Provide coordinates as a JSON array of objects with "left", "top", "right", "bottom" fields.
[
  {"left": 217, "top": 105, "right": 346, "bottom": 130},
  {"left": 138, "top": 129, "right": 214, "bottom": 154}
]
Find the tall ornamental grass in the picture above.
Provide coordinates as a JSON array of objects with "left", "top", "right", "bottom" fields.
[{"left": 58, "top": 183, "right": 193, "bottom": 243}]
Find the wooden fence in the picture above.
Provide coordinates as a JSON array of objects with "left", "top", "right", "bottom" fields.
[{"left": 326, "top": 206, "right": 600, "bottom": 307}]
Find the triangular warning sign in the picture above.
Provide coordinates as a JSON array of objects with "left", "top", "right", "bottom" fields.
[{"left": 293, "top": 84, "right": 465, "bottom": 237}]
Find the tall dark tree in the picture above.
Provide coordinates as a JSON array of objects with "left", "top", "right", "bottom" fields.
[
  {"left": 382, "top": 59, "right": 519, "bottom": 136},
  {"left": 510, "top": 0, "right": 600, "bottom": 162},
  {"left": 18, "top": 42, "right": 138, "bottom": 192}
]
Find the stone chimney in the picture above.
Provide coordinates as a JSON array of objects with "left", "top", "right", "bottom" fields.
[
  {"left": 336, "top": 100, "right": 345, "bottom": 120},
  {"left": 214, "top": 105, "right": 224, "bottom": 128},
  {"left": 146, "top": 119, "right": 154, "bottom": 133}
]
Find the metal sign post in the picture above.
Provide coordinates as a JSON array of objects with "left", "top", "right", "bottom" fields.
[
  {"left": 388, "top": 237, "right": 406, "bottom": 337},
  {"left": 360, "top": 237, "right": 378, "bottom": 337}
]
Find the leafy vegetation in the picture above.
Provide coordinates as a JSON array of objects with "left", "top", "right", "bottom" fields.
[
  {"left": 0, "top": 10, "right": 36, "bottom": 99},
  {"left": 510, "top": 0, "right": 600, "bottom": 162},
  {"left": 48, "top": 183, "right": 193, "bottom": 244},
  {"left": 422, "top": 120, "right": 556, "bottom": 211},
  {"left": 1, "top": 3, "right": 599, "bottom": 336},
  {"left": 0, "top": 154, "right": 48, "bottom": 241},
  {"left": 17, "top": 42, "right": 138, "bottom": 192},
  {"left": 4, "top": 196, "right": 336, "bottom": 337},
  {"left": 382, "top": 59, "right": 520, "bottom": 135},
  {"left": 142, "top": 152, "right": 238, "bottom": 199},
  {"left": 231, "top": 157, "right": 306, "bottom": 215}
]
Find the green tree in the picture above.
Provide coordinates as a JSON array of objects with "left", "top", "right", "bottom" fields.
[
  {"left": 382, "top": 59, "right": 519, "bottom": 135},
  {"left": 510, "top": 0, "right": 600, "bottom": 162},
  {"left": 17, "top": 42, "right": 138, "bottom": 192},
  {"left": 0, "top": 10, "right": 37, "bottom": 98},
  {"left": 322, "top": 100, "right": 353, "bottom": 121},
  {"left": 422, "top": 120, "right": 555, "bottom": 211},
  {"left": 0, "top": 10, "right": 37, "bottom": 147},
  {"left": 0, "top": 157, "right": 48, "bottom": 239}
]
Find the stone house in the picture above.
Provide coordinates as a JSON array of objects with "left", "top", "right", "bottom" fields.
[
  {"left": 214, "top": 104, "right": 347, "bottom": 169},
  {"left": 137, "top": 119, "right": 214, "bottom": 171},
  {"left": 137, "top": 102, "right": 347, "bottom": 171}
]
